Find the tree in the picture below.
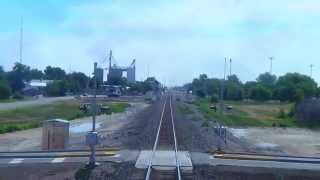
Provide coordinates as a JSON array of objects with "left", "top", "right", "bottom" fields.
[
  {"left": 0, "top": 66, "right": 4, "bottom": 76},
  {"left": 0, "top": 83, "right": 11, "bottom": 99},
  {"left": 244, "top": 81, "right": 257, "bottom": 99},
  {"left": 0, "top": 77, "right": 11, "bottom": 99},
  {"left": 0, "top": 66, "right": 11, "bottom": 99},
  {"left": 316, "top": 87, "right": 320, "bottom": 98},
  {"left": 183, "top": 83, "right": 192, "bottom": 92},
  {"left": 45, "top": 80, "right": 67, "bottom": 96},
  {"left": 227, "top": 75, "right": 242, "bottom": 85},
  {"left": 275, "top": 73, "right": 317, "bottom": 102},
  {"left": 195, "top": 89, "right": 206, "bottom": 97},
  {"left": 127, "top": 81, "right": 145, "bottom": 94},
  {"left": 66, "top": 72, "right": 89, "bottom": 93},
  {"left": 44, "top": 66, "right": 66, "bottom": 80},
  {"left": 107, "top": 76, "right": 127, "bottom": 86},
  {"left": 225, "top": 82, "right": 243, "bottom": 101},
  {"left": 191, "top": 74, "right": 211, "bottom": 97},
  {"left": 30, "top": 69, "right": 44, "bottom": 80},
  {"left": 191, "top": 74, "right": 244, "bottom": 99},
  {"left": 257, "top": 72, "right": 277, "bottom": 88},
  {"left": 223, "top": 75, "right": 243, "bottom": 100},
  {"left": 6, "top": 63, "right": 29, "bottom": 92},
  {"left": 143, "top": 77, "right": 160, "bottom": 92},
  {"left": 0, "top": 66, "right": 5, "bottom": 82},
  {"left": 249, "top": 85, "right": 272, "bottom": 101},
  {"left": 207, "top": 78, "right": 220, "bottom": 95}
]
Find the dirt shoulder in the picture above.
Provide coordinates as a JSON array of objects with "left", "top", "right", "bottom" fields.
[
  {"left": 229, "top": 127, "right": 320, "bottom": 156},
  {"left": 173, "top": 99, "right": 250, "bottom": 153},
  {"left": 0, "top": 102, "right": 149, "bottom": 151}
]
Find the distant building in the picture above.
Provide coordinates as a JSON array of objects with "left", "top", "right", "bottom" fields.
[
  {"left": 95, "top": 67, "right": 104, "bottom": 84},
  {"left": 103, "top": 85, "right": 122, "bottom": 97},
  {"left": 22, "top": 79, "right": 53, "bottom": 96},
  {"left": 107, "top": 51, "right": 136, "bottom": 83}
]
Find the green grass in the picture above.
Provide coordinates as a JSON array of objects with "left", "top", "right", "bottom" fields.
[
  {"left": 196, "top": 98, "right": 308, "bottom": 128},
  {"left": 107, "top": 102, "right": 130, "bottom": 113},
  {"left": 0, "top": 101, "right": 131, "bottom": 134},
  {"left": 0, "top": 97, "right": 32, "bottom": 103},
  {"left": 0, "top": 99, "right": 16, "bottom": 103},
  {"left": 176, "top": 103, "right": 193, "bottom": 115},
  {"left": 0, "top": 100, "right": 87, "bottom": 134}
]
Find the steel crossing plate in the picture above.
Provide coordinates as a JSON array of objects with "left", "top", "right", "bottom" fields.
[{"left": 135, "top": 150, "right": 193, "bottom": 170}]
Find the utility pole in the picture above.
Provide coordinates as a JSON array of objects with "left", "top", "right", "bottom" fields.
[
  {"left": 310, "top": 64, "right": 314, "bottom": 78},
  {"left": 86, "top": 62, "right": 99, "bottom": 167},
  {"left": 92, "top": 62, "right": 97, "bottom": 131},
  {"left": 229, "top": 58, "right": 232, "bottom": 76},
  {"left": 269, "top": 57, "right": 274, "bottom": 74},
  {"left": 217, "top": 58, "right": 227, "bottom": 152},
  {"left": 220, "top": 58, "right": 227, "bottom": 114},
  {"left": 19, "top": 17, "right": 23, "bottom": 63},
  {"left": 147, "top": 64, "right": 150, "bottom": 79}
]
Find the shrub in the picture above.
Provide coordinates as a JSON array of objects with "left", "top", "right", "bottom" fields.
[
  {"left": 210, "top": 95, "right": 218, "bottom": 103},
  {"left": 0, "top": 83, "right": 11, "bottom": 99},
  {"left": 249, "top": 86, "right": 272, "bottom": 101},
  {"left": 277, "top": 108, "right": 286, "bottom": 119},
  {"left": 46, "top": 80, "right": 67, "bottom": 97},
  {"left": 12, "top": 92, "right": 24, "bottom": 99},
  {"left": 202, "top": 120, "right": 210, "bottom": 127}
]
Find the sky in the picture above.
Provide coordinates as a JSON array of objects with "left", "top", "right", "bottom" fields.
[{"left": 1, "top": 0, "right": 320, "bottom": 86}]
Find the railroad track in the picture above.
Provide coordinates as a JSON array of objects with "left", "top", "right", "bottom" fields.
[{"left": 145, "top": 95, "right": 182, "bottom": 180}]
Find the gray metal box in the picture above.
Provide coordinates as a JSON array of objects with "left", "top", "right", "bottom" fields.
[{"left": 42, "top": 119, "right": 70, "bottom": 150}]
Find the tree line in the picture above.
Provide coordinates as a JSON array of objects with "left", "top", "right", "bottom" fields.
[
  {"left": 0, "top": 62, "right": 161, "bottom": 99},
  {"left": 186, "top": 72, "right": 320, "bottom": 102},
  {"left": 0, "top": 62, "right": 93, "bottom": 99}
]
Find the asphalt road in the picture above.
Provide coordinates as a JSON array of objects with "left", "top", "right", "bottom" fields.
[
  {"left": 0, "top": 149, "right": 320, "bottom": 172},
  {"left": 0, "top": 149, "right": 138, "bottom": 166},
  {"left": 0, "top": 96, "right": 74, "bottom": 111}
]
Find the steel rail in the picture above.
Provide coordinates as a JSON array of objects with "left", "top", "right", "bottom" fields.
[
  {"left": 145, "top": 96, "right": 168, "bottom": 180},
  {"left": 145, "top": 95, "right": 182, "bottom": 180},
  {"left": 170, "top": 95, "right": 182, "bottom": 180}
]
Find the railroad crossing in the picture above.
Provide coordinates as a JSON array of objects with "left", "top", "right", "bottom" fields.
[{"left": 1, "top": 94, "right": 320, "bottom": 179}]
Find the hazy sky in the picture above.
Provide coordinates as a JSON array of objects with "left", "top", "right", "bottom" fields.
[{"left": 1, "top": 0, "right": 320, "bottom": 85}]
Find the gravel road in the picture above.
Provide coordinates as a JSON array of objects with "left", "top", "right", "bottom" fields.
[{"left": 0, "top": 96, "right": 74, "bottom": 111}]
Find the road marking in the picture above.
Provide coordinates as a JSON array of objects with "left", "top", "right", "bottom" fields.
[
  {"left": 51, "top": 158, "right": 65, "bottom": 163},
  {"left": 103, "top": 151, "right": 117, "bottom": 156},
  {"left": 9, "top": 158, "right": 24, "bottom": 164},
  {"left": 112, "top": 154, "right": 120, "bottom": 158}
]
